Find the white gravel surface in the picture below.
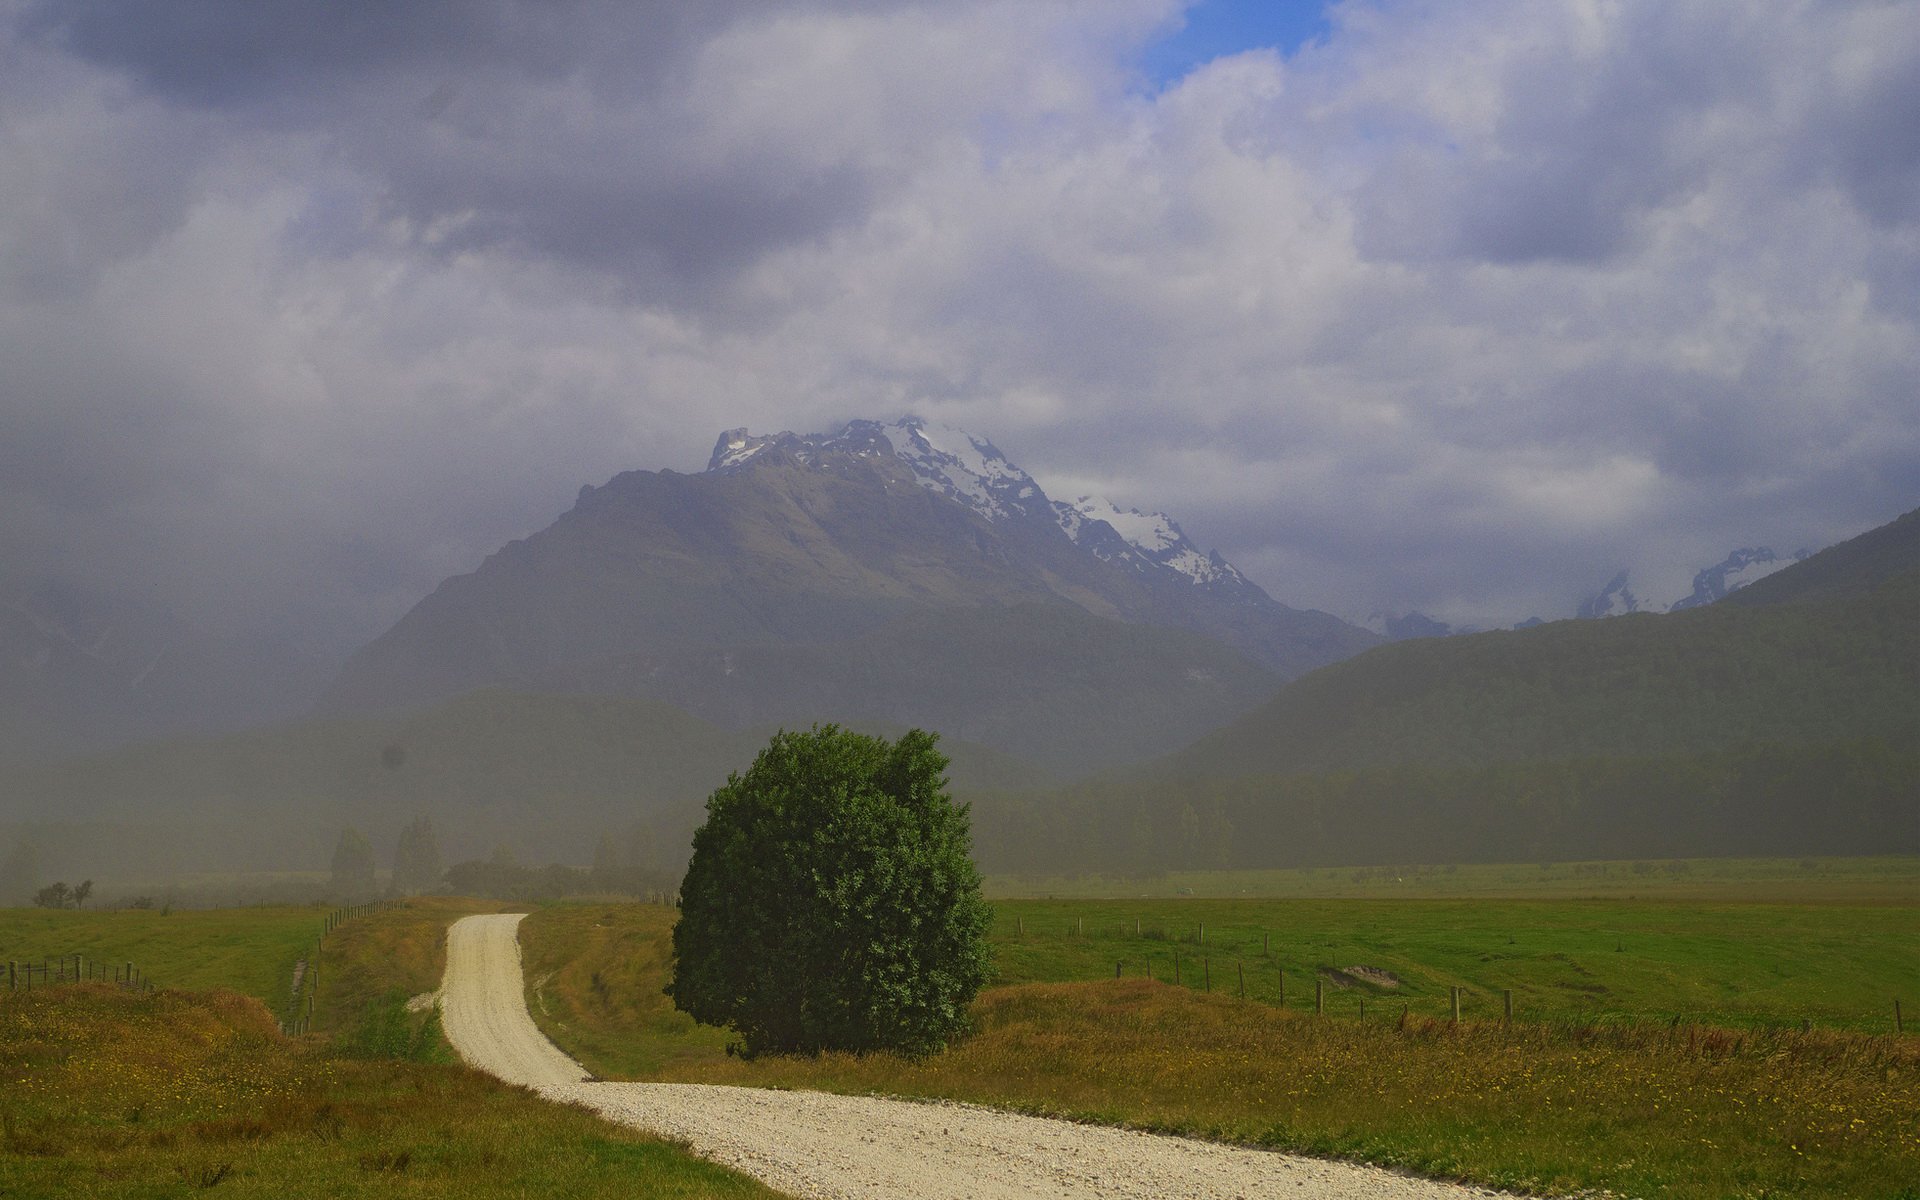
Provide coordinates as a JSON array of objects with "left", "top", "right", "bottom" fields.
[{"left": 440, "top": 913, "right": 1526, "bottom": 1200}]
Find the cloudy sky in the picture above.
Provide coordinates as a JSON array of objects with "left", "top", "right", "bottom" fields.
[{"left": 4, "top": 0, "right": 1917, "bottom": 663}]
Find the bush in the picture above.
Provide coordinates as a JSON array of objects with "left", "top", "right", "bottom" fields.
[{"left": 668, "top": 726, "right": 991, "bottom": 1058}]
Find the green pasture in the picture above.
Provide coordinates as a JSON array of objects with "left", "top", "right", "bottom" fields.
[
  {"left": 984, "top": 854, "right": 1920, "bottom": 902},
  {"left": 0, "top": 905, "right": 330, "bottom": 1008},
  {"left": 987, "top": 895, "right": 1920, "bottom": 1033}
]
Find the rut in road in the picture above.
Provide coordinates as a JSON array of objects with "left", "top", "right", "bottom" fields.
[{"left": 439, "top": 913, "right": 1527, "bottom": 1200}]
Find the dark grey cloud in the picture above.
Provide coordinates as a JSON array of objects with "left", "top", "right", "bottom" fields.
[{"left": 22, "top": 0, "right": 957, "bottom": 299}]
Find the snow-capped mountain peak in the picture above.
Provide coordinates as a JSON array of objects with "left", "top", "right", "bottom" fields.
[
  {"left": 704, "top": 417, "right": 1270, "bottom": 600},
  {"left": 1053, "top": 495, "right": 1248, "bottom": 589},
  {"left": 708, "top": 416, "right": 1045, "bottom": 523}
]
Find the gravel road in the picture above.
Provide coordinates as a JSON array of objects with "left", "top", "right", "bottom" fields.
[{"left": 440, "top": 913, "right": 1525, "bottom": 1200}]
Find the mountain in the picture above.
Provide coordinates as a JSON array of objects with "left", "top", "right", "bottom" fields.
[
  {"left": 0, "top": 577, "right": 326, "bottom": 761},
  {"left": 0, "top": 688, "right": 1059, "bottom": 885},
  {"left": 323, "top": 417, "right": 1376, "bottom": 773},
  {"left": 1161, "top": 507, "right": 1919, "bottom": 779},
  {"left": 972, "top": 505, "right": 1920, "bottom": 872}
]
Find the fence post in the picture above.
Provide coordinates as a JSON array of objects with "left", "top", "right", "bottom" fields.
[
  {"left": 1315, "top": 977, "right": 1323, "bottom": 1014},
  {"left": 1204, "top": 957, "right": 1210, "bottom": 992},
  {"left": 1174, "top": 951, "right": 1181, "bottom": 985},
  {"left": 1504, "top": 989, "right": 1513, "bottom": 1023},
  {"left": 1451, "top": 986, "right": 1461, "bottom": 1024},
  {"left": 1238, "top": 961, "right": 1245, "bottom": 998},
  {"left": 127, "top": 962, "right": 134, "bottom": 989},
  {"left": 7, "top": 961, "right": 13, "bottom": 990},
  {"left": 1897, "top": 999, "right": 1905, "bottom": 1034},
  {"left": 1277, "top": 968, "right": 1284, "bottom": 1008},
  {"left": 1263, "top": 932, "right": 1269, "bottom": 955}
]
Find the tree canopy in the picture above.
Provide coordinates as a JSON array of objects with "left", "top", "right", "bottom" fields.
[{"left": 669, "top": 726, "right": 991, "bottom": 1058}]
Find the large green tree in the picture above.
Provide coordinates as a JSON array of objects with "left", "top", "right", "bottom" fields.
[{"left": 669, "top": 726, "right": 991, "bottom": 1058}]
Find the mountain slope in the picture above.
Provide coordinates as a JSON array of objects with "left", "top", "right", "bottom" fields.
[
  {"left": 967, "top": 505, "right": 1920, "bottom": 872},
  {"left": 1721, "top": 506, "right": 1920, "bottom": 608},
  {"left": 1155, "top": 506, "right": 1920, "bottom": 780}
]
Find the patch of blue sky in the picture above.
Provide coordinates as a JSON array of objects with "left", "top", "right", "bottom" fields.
[{"left": 1137, "top": 0, "right": 1334, "bottom": 90}]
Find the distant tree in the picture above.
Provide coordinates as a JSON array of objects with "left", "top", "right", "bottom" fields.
[
  {"left": 72, "top": 879, "right": 93, "bottom": 909},
  {"left": 669, "top": 726, "right": 992, "bottom": 1058},
  {"left": 390, "top": 817, "right": 443, "bottom": 895},
  {"left": 329, "top": 827, "right": 377, "bottom": 900},
  {"left": 33, "top": 881, "right": 71, "bottom": 909}
]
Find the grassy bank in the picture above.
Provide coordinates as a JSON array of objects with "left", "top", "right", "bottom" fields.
[
  {"left": 0, "top": 983, "right": 785, "bottom": 1199},
  {"left": 520, "top": 900, "right": 1920, "bottom": 1199}
]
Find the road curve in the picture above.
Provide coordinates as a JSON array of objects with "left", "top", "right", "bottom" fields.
[{"left": 440, "top": 913, "right": 1521, "bottom": 1200}]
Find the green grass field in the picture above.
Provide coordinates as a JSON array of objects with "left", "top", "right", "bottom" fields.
[
  {"left": 517, "top": 863, "right": 1920, "bottom": 1200},
  {"left": 984, "top": 854, "right": 1920, "bottom": 902},
  {"left": 985, "top": 895, "right": 1920, "bottom": 1033},
  {"left": 0, "top": 905, "right": 330, "bottom": 1009},
  {"left": 0, "top": 898, "right": 791, "bottom": 1199}
]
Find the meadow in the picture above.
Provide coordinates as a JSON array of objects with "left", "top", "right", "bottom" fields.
[
  {"left": 0, "top": 898, "right": 789, "bottom": 1199},
  {"left": 518, "top": 862, "right": 1920, "bottom": 1200},
  {"left": 983, "top": 854, "right": 1920, "bottom": 903}
]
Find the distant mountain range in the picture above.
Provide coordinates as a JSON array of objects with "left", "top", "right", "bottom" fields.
[
  {"left": 322, "top": 416, "right": 1377, "bottom": 773},
  {"left": 1364, "top": 547, "right": 1821, "bottom": 642}
]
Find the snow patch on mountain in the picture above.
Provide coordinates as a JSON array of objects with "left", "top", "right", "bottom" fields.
[
  {"left": 859, "top": 417, "right": 1041, "bottom": 522},
  {"left": 1053, "top": 495, "right": 1253, "bottom": 590}
]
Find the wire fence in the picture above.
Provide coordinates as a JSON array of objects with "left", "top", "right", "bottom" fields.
[
  {"left": 280, "top": 897, "right": 404, "bottom": 1035},
  {"left": 5, "top": 954, "right": 152, "bottom": 992}
]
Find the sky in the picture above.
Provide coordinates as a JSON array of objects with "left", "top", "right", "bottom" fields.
[{"left": 3, "top": 0, "right": 1918, "bottom": 667}]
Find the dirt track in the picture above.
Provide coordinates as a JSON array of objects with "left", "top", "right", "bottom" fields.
[{"left": 440, "top": 913, "right": 1524, "bottom": 1200}]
